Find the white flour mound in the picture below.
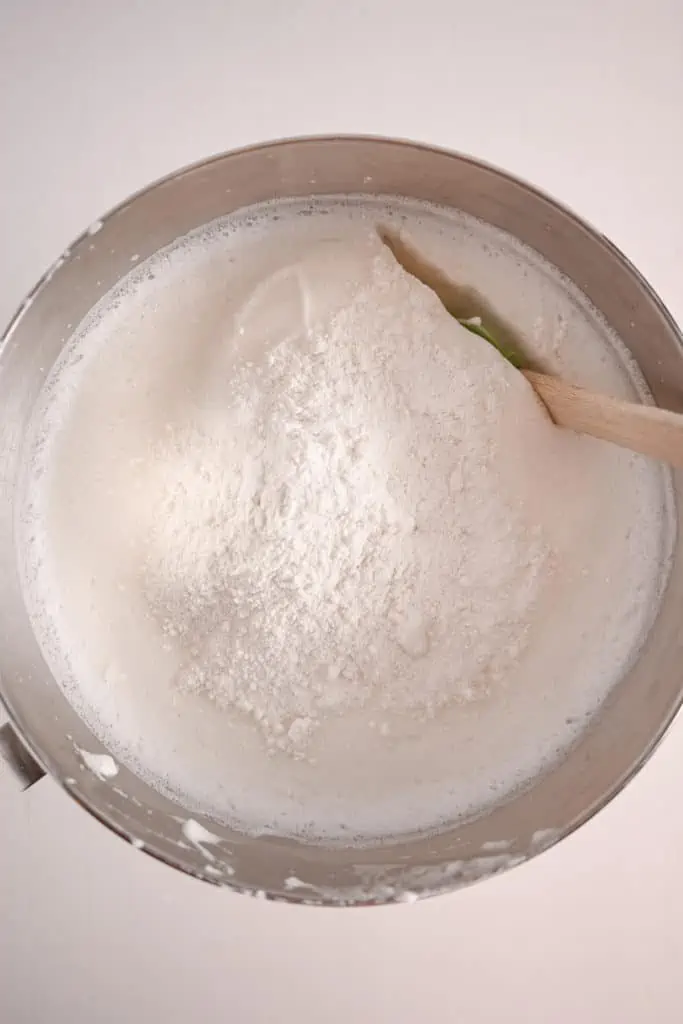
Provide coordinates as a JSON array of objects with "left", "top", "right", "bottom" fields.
[{"left": 144, "top": 237, "right": 552, "bottom": 757}]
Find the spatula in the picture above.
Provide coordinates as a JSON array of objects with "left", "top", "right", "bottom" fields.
[{"left": 380, "top": 227, "right": 683, "bottom": 469}]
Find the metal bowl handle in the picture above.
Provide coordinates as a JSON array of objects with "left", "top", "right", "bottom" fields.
[{"left": 0, "top": 722, "right": 45, "bottom": 790}]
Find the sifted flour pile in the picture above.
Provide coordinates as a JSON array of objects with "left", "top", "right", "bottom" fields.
[{"left": 144, "top": 241, "right": 550, "bottom": 756}]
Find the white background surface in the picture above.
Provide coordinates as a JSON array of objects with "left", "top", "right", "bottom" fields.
[{"left": 1, "top": 1, "right": 683, "bottom": 1021}]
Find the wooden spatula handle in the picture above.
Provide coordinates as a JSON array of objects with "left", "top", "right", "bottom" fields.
[{"left": 524, "top": 370, "right": 683, "bottom": 468}]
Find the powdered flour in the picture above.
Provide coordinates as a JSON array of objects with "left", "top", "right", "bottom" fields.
[{"left": 145, "top": 240, "right": 550, "bottom": 756}]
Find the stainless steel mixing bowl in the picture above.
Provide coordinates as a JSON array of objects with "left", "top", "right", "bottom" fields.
[{"left": 1, "top": 136, "right": 682, "bottom": 905}]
